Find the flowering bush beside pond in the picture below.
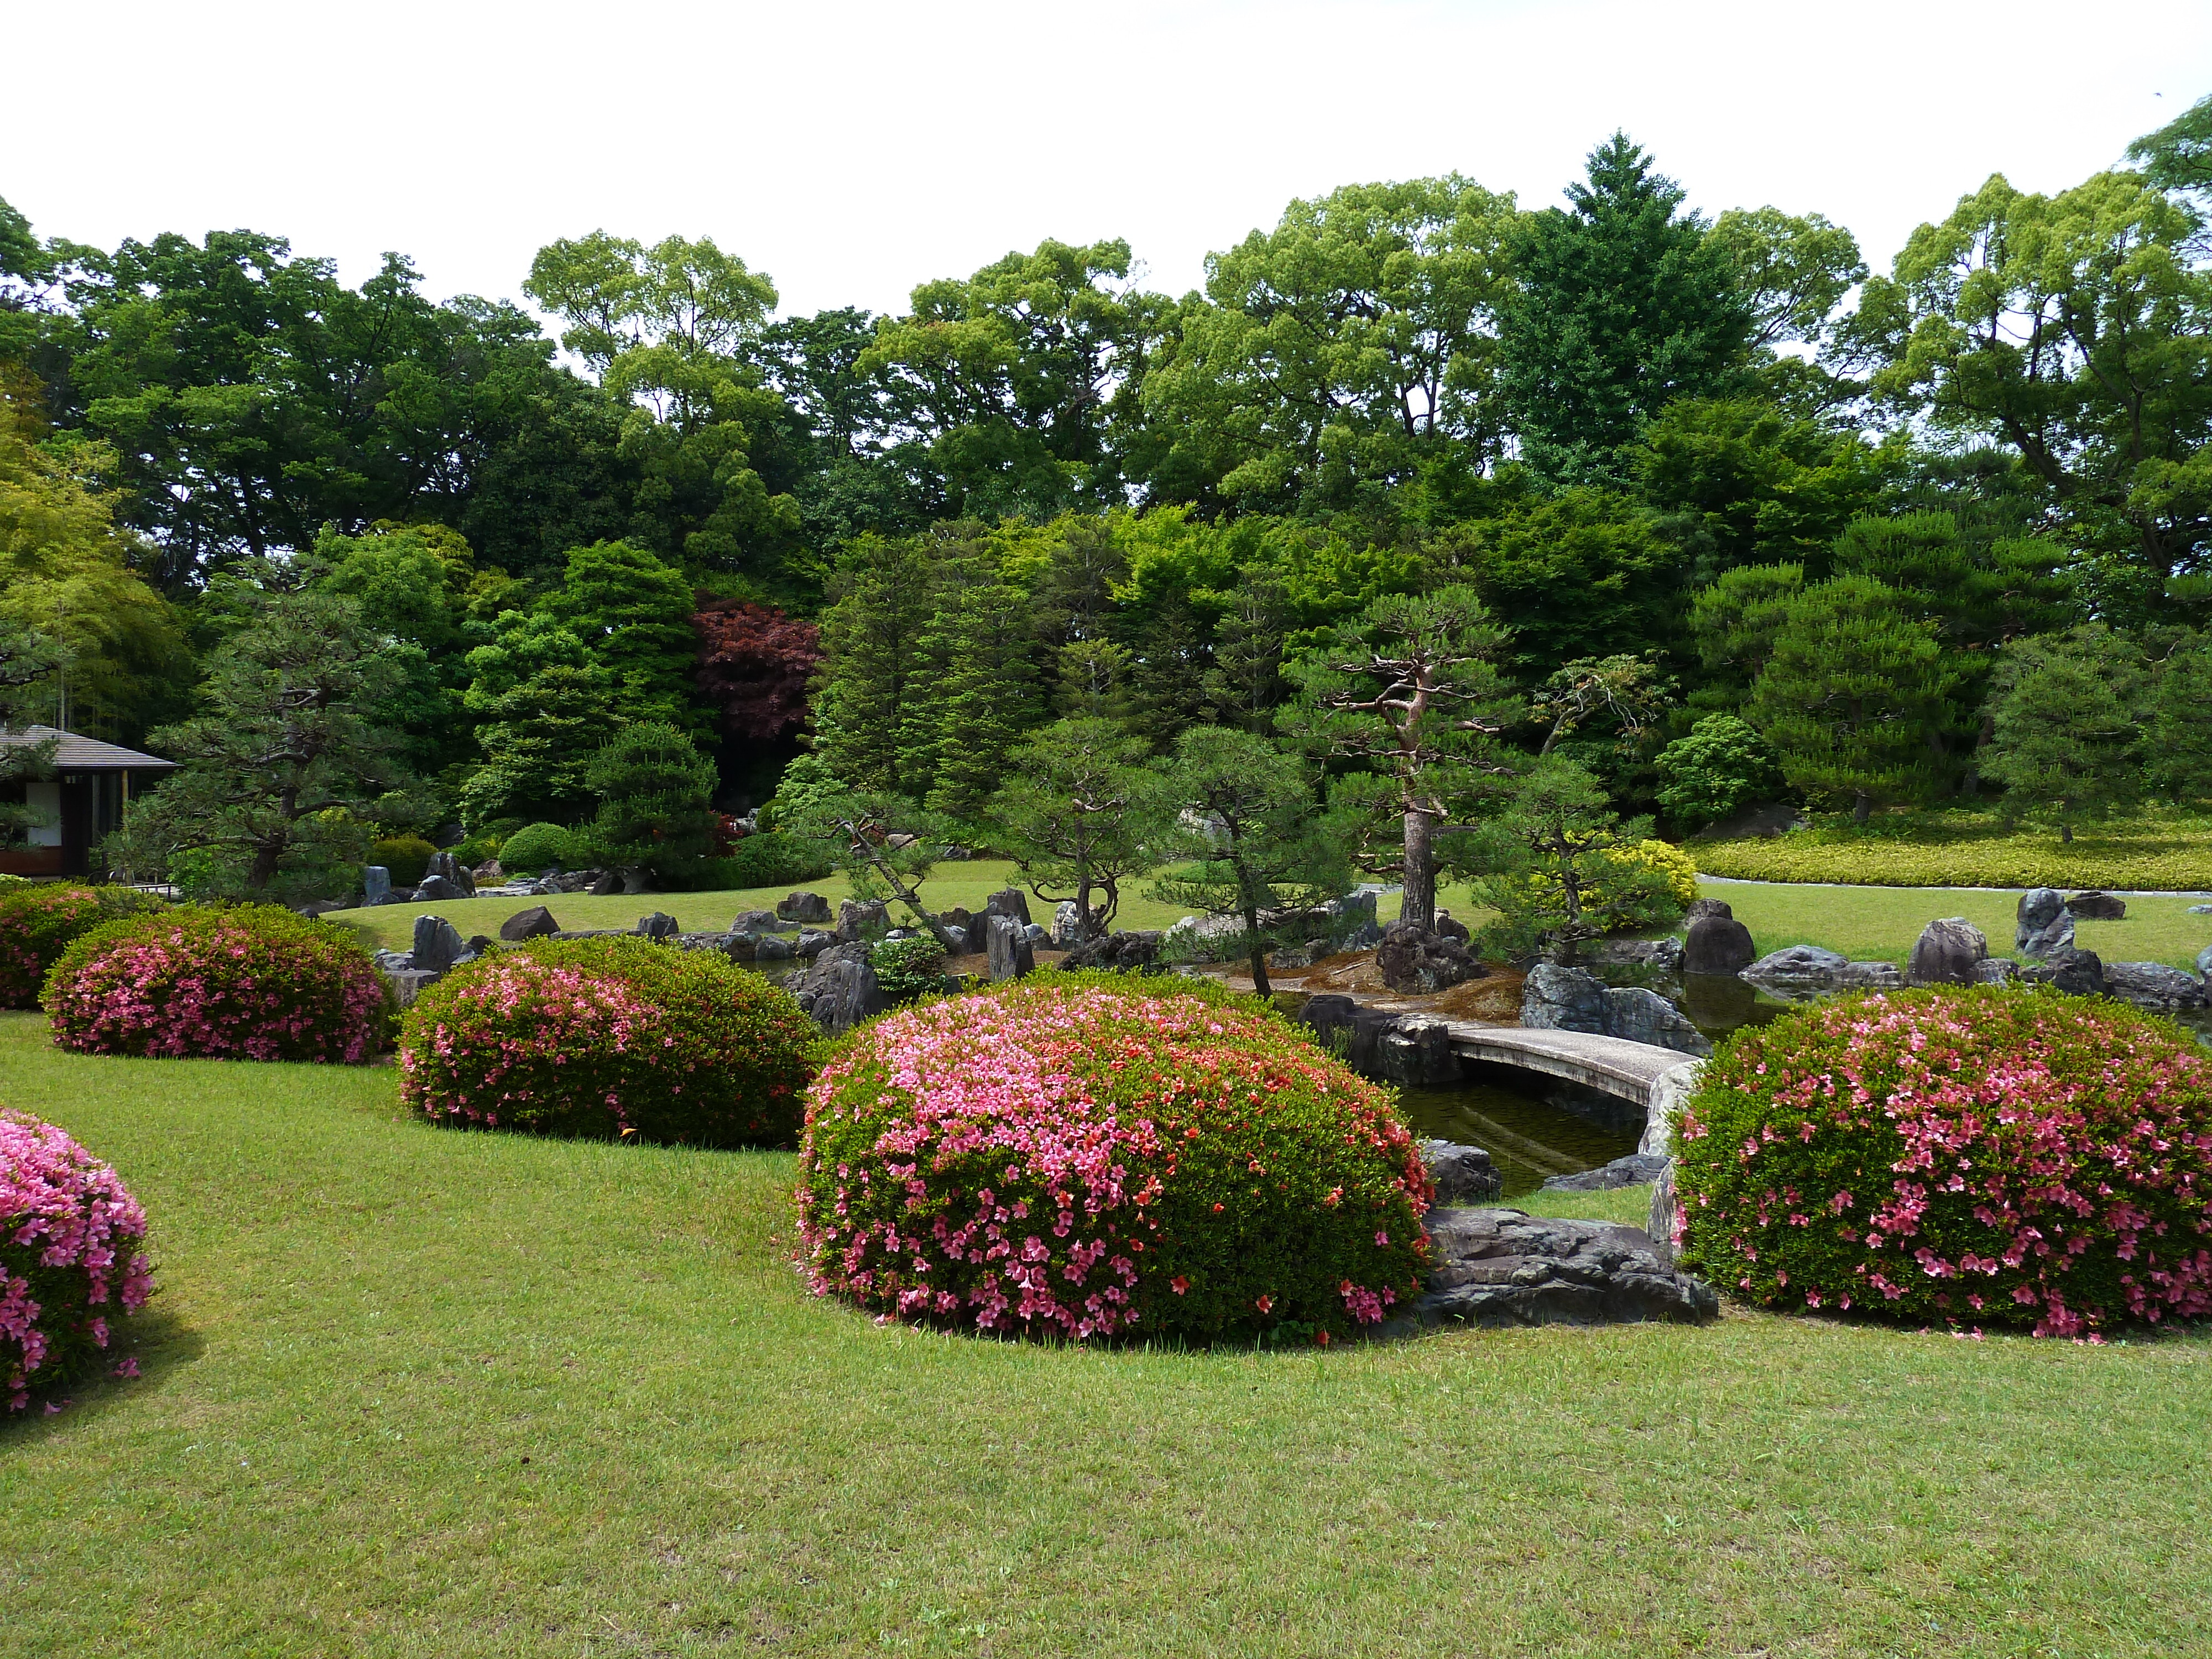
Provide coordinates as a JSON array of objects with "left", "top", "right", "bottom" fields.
[
  {"left": 2, "top": 1110, "right": 153, "bottom": 1412},
  {"left": 399, "top": 937, "right": 813, "bottom": 1147},
  {"left": 0, "top": 884, "right": 169, "bottom": 1009},
  {"left": 797, "top": 972, "right": 1433, "bottom": 1344},
  {"left": 44, "top": 906, "right": 391, "bottom": 1063},
  {"left": 1674, "top": 986, "right": 2212, "bottom": 1337}
]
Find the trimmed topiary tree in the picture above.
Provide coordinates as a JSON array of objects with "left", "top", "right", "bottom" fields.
[
  {"left": 1673, "top": 986, "right": 2212, "bottom": 1337},
  {"left": 44, "top": 906, "right": 393, "bottom": 1063},
  {"left": 493, "top": 821, "right": 580, "bottom": 875},
  {"left": 797, "top": 973, "right": 1434, "bottom": 1344},
  {"left": 0, "top": 884, "right": 170, "bottom": 1010},
  {"left": 366, "top": 834, "right": 438, "bottom": 888},
  {"left": 399, "top": 937, "right": 813, "bottom": 1146},
  {"left": 3, "top": 1110, "right": 154, "bottom": 1411}
]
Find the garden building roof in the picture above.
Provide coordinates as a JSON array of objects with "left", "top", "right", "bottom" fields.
[{"left": 0, "top": 725, "right": 175, "bottom": 770}]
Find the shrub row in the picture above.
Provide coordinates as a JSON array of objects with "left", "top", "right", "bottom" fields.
[
  {"left": 398, "top": 937, "right": 815, "bottom": 1146},
  {"left": 1674, "top": 985, "right": 2212, "bottom": 1337},
  {"left": 1692, "top": 816, "right": 2212, "bottom": 890},
  {"left": 797, "top": 973, "right": 1433, "bottom": 1344},
  {"left": 3, "top": 1111, "right": 153, "bottom": 1411},
  {"left": 44, "top": 906, "right": 393, "bottom": 1063}
]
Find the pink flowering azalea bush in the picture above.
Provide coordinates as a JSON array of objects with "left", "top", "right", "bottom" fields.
[
  {"left": 45, "top": 905, "right": 393, "bottom": 1063},
  {"left": 2, "top": 1110, "right": 153, "bottom": 1411},
  {"left": 399, "top": 937, "right": 813, "bottom": 1146},
  {"left": 1674, "top": 986, "right": 2212, "bottom": 1337},
  {"left": 0, "top": 883, "right": 169, "bottom": 1009},
  {"left": 797, "top": 972, "right": 1434, "bottom": 1344}
]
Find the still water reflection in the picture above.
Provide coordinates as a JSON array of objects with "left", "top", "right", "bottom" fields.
[{"left": 1393, "top": 1081, "right": 1640, "bottom": 1200}]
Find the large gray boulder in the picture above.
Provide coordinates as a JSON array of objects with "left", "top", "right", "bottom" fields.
[
  {"left": 2066, "top": 890, "right": 2127, "bottom": 920},
  {"left": 500, "top": 905, "right": 559, "bottom": 942},
  {"left": 635, "top": 911, "right": 680, "bottom": 941},
  {"left": 776, "top": 890, "right": 833, "bottom": 924},
  {"left": 424, "top": 851, "right": 476, "bottom": 898},
  {"left": 2197, "top": 942, "right": 2212, "bottom": 978},
  {"left": 1974, "top": 957, "right": 2021, "bottom": 985},
  {"left": 730, "top": 909, "right": 783, "bottom": 934},
  {"left": 1375, "top": 921, "right": 1484, "bottom": 993},
  {"left": 411, "top": 915, "right": 468, "bottom": 974},
  {"left": 363, "top": 864, "right": 392, "bottom": 906},
  {"left": 1051, "top": 901, "right": 1083, "bottom": 947},
  {"left": 414, "top": 874, "right": 467, "bottom": 901},
  {"left": 796, "top": 930, "right": 835, "bottom": 958},
  {"left": 984, "top": 912, "right": 1034, "bottom": 981},
  {"left": 1682, "top": 912, "right": 1756, "bottom": 975},
  {"left": 1408, "top": 1209, "right": 1718, "bottom": 1328},
  {"left": 1601, "top": 986, "right": 1713, "bottom": 1057},
  {"left": 2104, "top": 961, "right": 2208, "bottom": 1013},
  {"left": 985, "top": 889, "right": 1033, "bottom": 927},
  {"left": 753, "top": 933, "right": 796, "bottom": 962},
  {"left": 1907, "top": 916, "right": 1988, "bottom": 986},
  {"left": 1060, "top": 930, "right": 1162, "bottom": 973},
  {"left": 1741, "top": 945, "right": 1849, "bottom": 993},
  {"left": 1683, "top": 897, "right": 1734, "bottom": 924},
  {"left": 791, "top": 942, "right": 889, "bottom": 1032},
  {"left": 2016, "top": 888, "right": 2075, "bottom": 958},
  {"left": 834, "top": 899, "right": 890, "bottom": 944},
  {"left": 587, "top": 870, "right": 622, "bottom": 897},
  {"left": 2021, "top": 946, "right": 2105, "bottom": 996},
  {"left": 1541, "top": 1152, "right": 1672, "bottom": 1192},
  {"left": 1520, "top": 964, "right": 1710, "bottom": 1057},
  {"left": 381, "top": 967, "right": 440, "bottom": 1009},
  {"left": 1420, "top": 1141, "right": 1502, "bottom": 1205}
]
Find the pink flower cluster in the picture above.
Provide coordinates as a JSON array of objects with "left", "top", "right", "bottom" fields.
[
  {"left": 0, "top": 884, "right": 163, "bottom": 1009},
  {"left": 2, "top": 1111, "right": 152, "bottom": 1411},
  {"left": 1676, "top": 987, "right": 2212, "bottom": 1336},
  {"left": 797, "top": 978, "right": 1433, "bottom": 1344},
  {"left": 400, "top": 957, "right": 653, "bottom": 1131},
  {"left": 44, "top": 907, "right": 390, "bottom": 1063}
]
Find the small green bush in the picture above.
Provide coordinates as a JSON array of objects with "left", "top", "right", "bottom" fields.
[
  {"left": 798, "top": 972, "right": 1434, "bottom": 1343},
  {"left": 1674, "top": 986, "right": 2212, "bottom": 1336},
  {"left": 399, "top": 937, "right": 815, "bottom": 1146},
  {"left": 586, "top": 722, "right": 719, "bottom": 878},
  {"left": 496, "top": 822, "right": 580, "bottom": 875},
  {"left": 659, "top": 832, "right": 833, "bottom": 892},
  {"left": 1655, "top": 715, "right": 1786, "bottom": 831},
  {"left": 368, "top": 834, "right": 438, "bottom": 888},
  {"left": 44, "top": 905, "right": 393, "bottom": 1063},
  {"left": 869, "top": 934, "right": 947, "bottom": 1002},
  {"left": 0, "top": 884, "right": 169, "bottom": 1009},
  {"left": 450, "top": 831, "right": 503, "bottom": 869}
]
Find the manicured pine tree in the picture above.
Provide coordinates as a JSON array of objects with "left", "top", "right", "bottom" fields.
[
  {"left": 1200, "top": 571, "right": 1290, "bottom": 733},
  {"left": 1978, "top": 628, "right": 2147, "bottom": 842},
  {"left": 460, "top": 613, "right": 620, "bottom": 827},
  {"left": 534, "top": 540, "right": 706, "bottom": 733},
  {"left": 583, "top": 721, "right": 720, "bottom": 878},
  {"left": 1746, "top": 574, "right": 1954, "bottom": 822},
  {"left": 987, "top": 717, "right": 1160, "bottom": 941},
  {"left": 2144, "top": 633, "right": 2212, "bottom": 807},
  {"left": 809, "top": 534, "right": 933, "bottom": 794}
]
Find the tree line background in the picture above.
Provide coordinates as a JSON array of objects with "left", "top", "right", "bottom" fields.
[{"left": 2, "top": 110, "right": 2210, "bottom": 904}]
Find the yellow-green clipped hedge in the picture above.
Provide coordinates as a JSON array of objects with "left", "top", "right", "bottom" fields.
[{"left": 1693, "top": 816, "right": 2212, "bottom": 891}]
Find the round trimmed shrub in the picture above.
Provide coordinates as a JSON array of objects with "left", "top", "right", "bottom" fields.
[
  {"left": 0, "top": 884, "right": 170, "bottom": 1009},
  {"left": 367, "top": 834, "right": 437, "bottom": 888},
  {"left": 1598, "top": 838, "right": 1699, "bottom": 914},
  {"left": 869, "top": 933, "right": 947, "bottom": 1003},
  {"left": 3, "top": 1110, "right": 153, "bottom": 1411},
  {"left": 44, "top": 905, "right": 394, "bottom": 1063},
  {"left": 494, "top": 821, "right": 578, "bottom": 875},
  {"left": 399, "top": 937, "right": 814, "bottom": 1146},
  {"left": 797, "top": 973, "right": 1434, "bottom": 1343},
  {"left": 1674, "top": 986, "right": 2212, "bottom": 1337}
]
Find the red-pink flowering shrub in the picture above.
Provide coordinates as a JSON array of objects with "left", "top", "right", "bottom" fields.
[
  {"left": 0, "top": 884, "right": 169, "bottom": 1009},
  {"left": 1674, "top": 986, "right": 2212, "bottom": 1337},
  {"left": 2, "top": 1110, "right": 153, "bottom": 1411},
  {"left": 399, "top": 937, "right": 813, "bottom": 1146},
  {"left": 797, "top": 972, "right": 1433, "bottom": 1344},
  {"left": 44, "top": 905, "right": 392, "bottom": 1063}
]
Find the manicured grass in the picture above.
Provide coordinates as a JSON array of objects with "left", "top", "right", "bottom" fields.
[
  {"left": 1697, "top": 880, "right": 2212, "bottom": 973},
  {"left": 6, "top": 1010, "right": 2211, "bottom": 1656},
  {"left": 1693, "top": 808, "right": 2212, "bottom": 891}
]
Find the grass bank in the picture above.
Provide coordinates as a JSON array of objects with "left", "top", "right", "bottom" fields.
[
  {"left": 4, "top": 1012, "right": 2209, "bottom": 1656},
  {"left": 1692, "top": 809, "right": 2212, "bottom": 891}
]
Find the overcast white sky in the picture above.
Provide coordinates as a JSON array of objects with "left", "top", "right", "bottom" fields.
[{"left": 9, "top": 0, "right": 2210, "bottom": 324}]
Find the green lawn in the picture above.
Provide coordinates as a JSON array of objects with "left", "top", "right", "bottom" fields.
[
  {"left": 1697, "top": 881, "right": 2212, "bottom": 973},
  {"left": 6, "top": 1011, "right": 2210, "bottom": 1656},
  {"left": 1693, "top": 809, "right": 2212, "bottom": 892}
]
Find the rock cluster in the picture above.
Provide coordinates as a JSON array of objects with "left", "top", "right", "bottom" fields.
[
  {"left": 2015, "top": 888, "right": 2077, "bottom": 958},
  {"left": 1299, "top": 995, "right": 1463, "bottom": 1087},
  {"left": 1419, "top": 1140, "right": 1503, "bottom": 1204},
  {"left": 788, "top": 941, "right": 889, "bottom": 1032},
  {"left": 1741, "top": 945, "right": 1902, "bottom": 998},
  {"left": 1375, "top": 921, "right": 1485, "bottom": 994},
  {"left": 1402, "top": 1208, "right": 1718, "bottom": 1329},
  {"left": 1059, "top": 930, "right": 1164, "bottom": 973},
  {"left": 1519, "top": 963, "right": 1710, "bottom": 1057},
  {"left": 1681, "top": 902, "right": 1755, "bottom": 974}
]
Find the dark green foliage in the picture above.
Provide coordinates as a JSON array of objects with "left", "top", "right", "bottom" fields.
[
  {"left": 1471, "top": 758, "right": 1674, "bottom": 962},
  {"left": 1655, "top": 715, "right": 1786, "bottom": 831},
  {"left": 400, "top": 937, "right": 815, "bottom": 1147},
  {"left": 1442, "top": 488, "right": 1683, "bottom": 671},
  {"left": 0, "top": 883, "right": 169, "bottom": 1008},
  {"left": 868, "top": 933, "right": 948, "bottom": 1003},
  {"left": 534, "top": 541, "right": 705, "bottom": 732},
  {"left": 1979, "top": 629, "right": 2148, "bottom": 841},
  {"left": 495, "top": 822, "right": 581, "bottom": 875},
  {"left": 583, "top": 722, "right": 719, "bottom": 877},
  {"left": 1498, "top": 134, "right": 1751, "bottom": 487},
  {"left": 460, "top": 614, "right": 618, "bottom": 828},
  {"left": 2144, "top": 634, "right": 2212, "bottom": 806},
  {"left": 658, "top": 832, "right": 833, "bottom": 893}
]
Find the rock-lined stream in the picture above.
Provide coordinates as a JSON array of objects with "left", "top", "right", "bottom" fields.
[{"left": 1394, "top": 1081, "right": 1640, "bottom": 1199}]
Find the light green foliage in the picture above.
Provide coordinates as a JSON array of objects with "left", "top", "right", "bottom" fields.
[
  {"left": 1471, "top": 758, "right": 1673, "bottom": 962},
  {"left": 754, "top": 752, "right": 844, "bottom": 833},
  {"left": 493, "top": 821, "right": 580, "bottom": 875},
  {"left": 367, "top": 834, "right": 437, "bottom": 888},
  {"left": 988, "top": 717, "right": 1162, "bottom": 939},
  {"left": 860, "top": 238, "right": 1158, "bottom": 520},
  {"left": 1141, "top": 175, "right": 1520, "bottom": 513},
  {"left": 1283, "top": 585, "right": 1521, "bottom": 931},
  {"left": 786, "top": 787, "right": 962, "bottom": 948},
  {"left": 1655, "top": 714, "right": 1786, "bottom": 831},
  {"left": 0, "top": 618, "right": 62, "bottom": 847},
  {"left": 533, "top": 541, "right": 703, "bottom": 732},
  {"left": 1149, "top": 726, "right": 1349, "bottom": 995},
  {"left": 1747, "top": 573, "right": 1954, "bottom": 819},
  {"left": 1687, "top": 561, "right": 1803, "bottom": 692},
  {"left": 111, "top": 573, "right": 420, "bottom": 898},
  {"left": 1498, "top": 133, "right": 1751, "bottom": 486},
  {"left": 1979, "top": 628, "right": 2150, "bottom": 841},
  {"left": 867, "top": 932, "right": 948, "bottom": 1002},
  {"left": 583, "top": 721, "right": 719, "bottom": 877},
  {"left": 460, "top": 612, "right": 618, "bottom": 827},
  {"left": 1691, "top": 810, "right": 2212, "bottom": 895},
  {"left": 1707, "top": 206, "right": 1867, "bottom": 354}
]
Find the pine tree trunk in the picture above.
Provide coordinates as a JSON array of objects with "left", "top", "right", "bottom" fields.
[
  {"left": 1400, "top": 808, "right": 1436, "bottom": 932},
  {"left": 1852, "top": 791, "right": 1872, "bottom": 825}
]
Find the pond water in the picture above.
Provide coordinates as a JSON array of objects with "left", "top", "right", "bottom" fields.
[{"left": 1393, "top": 1079, "right": 1641, "bottom": 1199}]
